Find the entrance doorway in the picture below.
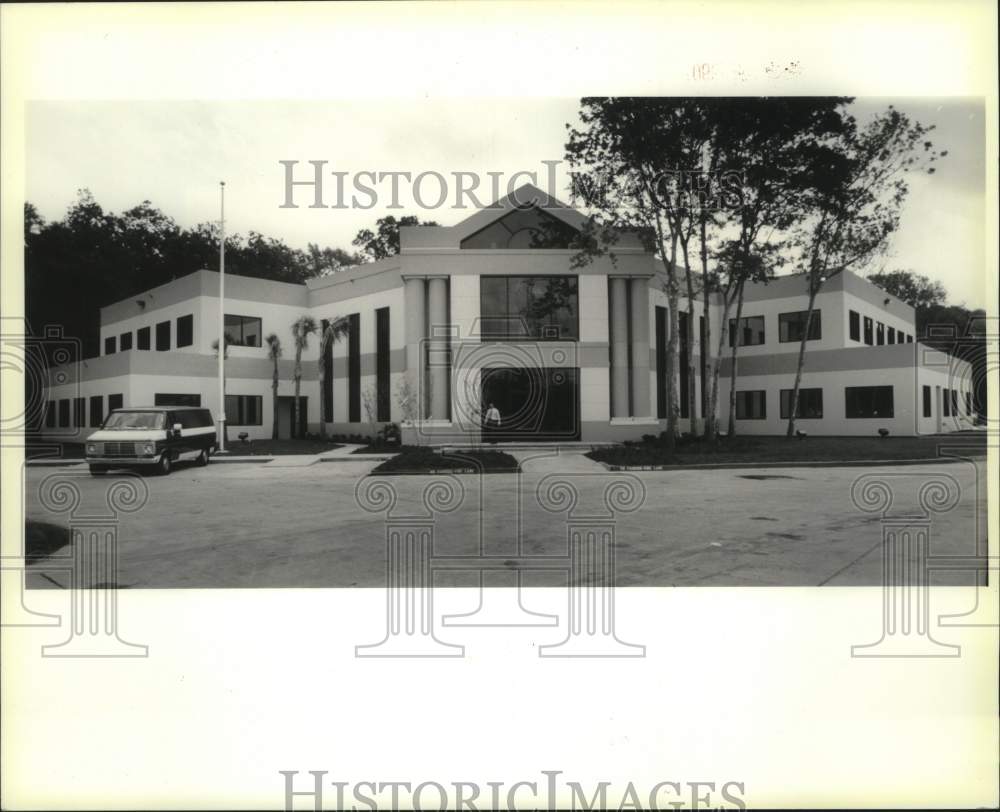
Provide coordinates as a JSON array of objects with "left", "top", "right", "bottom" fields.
[
  {"left": 276, "top": 396, "right": 308, "bottom": 439},
  {"left": 480, "top": 367, "right": 580, "bottom": 442}
]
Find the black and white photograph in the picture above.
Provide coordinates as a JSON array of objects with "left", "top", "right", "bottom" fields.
[{"left": 1, "top": 2, "right": 997, "bottom": 810}]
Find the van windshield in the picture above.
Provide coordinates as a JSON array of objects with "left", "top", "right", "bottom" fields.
[{"left": 102, "top": 411, "right": 166, "bottom": 430}]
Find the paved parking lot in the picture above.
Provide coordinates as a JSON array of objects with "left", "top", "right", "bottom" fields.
[{"left": 22, "top": 454, "right": 987, "bottom": 588}]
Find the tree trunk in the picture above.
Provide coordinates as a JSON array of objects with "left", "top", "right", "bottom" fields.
[
  {"left": 726, "top": 280, "right": 746, "bottom": 437},
  {"left": 699, "top": 213, "right": 714, "bottom": 440},
  {"left": 709, "top": 286, "right": 735, "bottom": 440},
  {"left": 680, "top": 240, "right": 698, "bottom": 436},
  {"left": 293, "top": 355, "right": 302, "bottom": 439},
  {"left": 271, "top": 363, "right": 279, "bottom": 441},
  {"left": 785, "top": 286, "right": 819, "bottom": 437},
  {"left": 662, "top": 235, "right": 681, "bottom": 448},
  {"left": 317, "top": 358, "right": 327, "bottom": 440}
]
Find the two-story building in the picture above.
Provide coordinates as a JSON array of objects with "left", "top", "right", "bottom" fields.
[{"left": 39, "top": 184, "right": 976, "bottom": 444}]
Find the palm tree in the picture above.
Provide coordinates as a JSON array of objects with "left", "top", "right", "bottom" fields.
[
  {"left": 265, "top": 333, "right": 282, "bottom": 440},
  {"left": 316, "top": 316, "right": 351, "bottom": 438},
  {"left": 211, "top": 335, "right": 232, "bottom": 442},
  {"left": 290, "top": 315, "right": 318, "bottom": 438}
]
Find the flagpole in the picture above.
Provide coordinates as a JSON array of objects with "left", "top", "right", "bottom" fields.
[{"left": 217, "top": 181, "right": 227, "bottom": 454}]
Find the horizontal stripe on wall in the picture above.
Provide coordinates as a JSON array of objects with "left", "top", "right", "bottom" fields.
[
  {"left": 718, "top": 343, "right": 919, "bottom": 376},
  {"left": 51, "top": 350, "right": 321, "bottom": 384}
]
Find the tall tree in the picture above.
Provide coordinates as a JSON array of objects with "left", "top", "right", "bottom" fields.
[
  {"left": 353, "top": 214, "right": 439, "bottom": 261},
  {"left": 316, "top": 316, "right": 351, "bottom": 438},
  {"left": 784, "top": 107, "right": 944, "bottom": 437},
  {"left": 265, "top": 333, "right": 282, "bottom": 440},
  {"left": 290, "top": 315, "right": 318, "bottom": 438}
]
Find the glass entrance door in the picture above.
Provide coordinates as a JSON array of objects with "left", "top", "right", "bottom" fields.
[{"left": 480, "top": 367, "right": 579, "bottom": 442}]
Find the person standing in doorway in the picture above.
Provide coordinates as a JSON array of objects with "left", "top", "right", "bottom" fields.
[{"left": 484, "top": 402, "right": 501, "bottom": 444}]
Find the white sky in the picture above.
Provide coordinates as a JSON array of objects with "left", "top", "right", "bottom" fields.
[{"left": 26, "top": 97, "right": 986, "bottom": 308}]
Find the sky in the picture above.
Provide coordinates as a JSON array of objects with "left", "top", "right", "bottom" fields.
[{"left": 26, "top": 97, "right": 986, "bottom": 308}]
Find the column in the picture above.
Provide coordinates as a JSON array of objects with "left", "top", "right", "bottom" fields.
[
  {"left": 609, "top": 276, "right": 630, "bottom": 418},
  {"left": 629, "top": 277, "right": 651, "bottom": 417},
  {"left": 427, "top": 276, "right": 449, "bottom": 421},
  {"left": 404, "top": 277, "right": 426, "bottom": 419}
]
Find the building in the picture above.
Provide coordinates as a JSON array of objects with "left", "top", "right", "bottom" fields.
[{"left": 39, "top": 184, "right": 976, "bottom": 444}]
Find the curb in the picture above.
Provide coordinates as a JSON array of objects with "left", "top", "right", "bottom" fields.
[{"left": 590, "top": 455, "right": 985, "bottom": 472}]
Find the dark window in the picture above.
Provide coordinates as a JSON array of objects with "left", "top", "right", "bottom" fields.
[
  {"left": 224, "top": 395, "right": 262, "bottom": 425},
  {"left": 965, "top": 391, "right": 972, "bottom": 415},
  {"left": 480, "top": 276, "right": 579, "bottom": 340},
  {"left": 728, "top": 315, "right": 765, "bottom": 347},
  {"left": 943, "top": 388, "right": 951, "bottom": 417},
  {"left": 778, "top": 310, "right": 821, "bottom": 343},
  {"left": 863, "top": 316, "right": 873, "bottom": 345},
  {"left": 845, "top": 386, "right": 894, "bottom": 419},
  {"left": 154, "top": 393, "right": 201, "bottom": 407},
  {"left": 73, "top": 397, "right": 85, "bottom": 427},
  {"left": 58, "top": 399, "right": 70, "bottom": 428},
  {"left": 175, "top": 409, "right": 212, "bottom": 429},
  {"left": 321, "top": 319, "right": 334, "bottom": 423},
  {"left": 875, "top": 322, "right": 885, "bottom": 346},
  {"left": 45, "top": 401, "right": 56, "bottom": 428},
  {"left": 224, "top": 314, "right": 262, "bottom": 347},
  {"left": 922, "top": 385, "right": 932, "bottom": 418},
  {"left": 655, "top": 305, "right": 667, "bottom": 419},
  {"left": 89, "top": 396, "right": 104, "bottom": 427},
  {"left": 104, "top": 336, "right": 116, "bottom": 355},
  {"left": 906, "top": 334, "right": 913, "bottom": 343},
  {"left": 951, "top": 389, "right": 958, "bottom": 416},
  {"left": 108, "top": 393, "right": 124, "bottom": 412},
  {"left": 348, "top": 313, "right": 361, "bottom": 423},
  {"left": 120, "top": 332, "right": 133, "bottom": 351},
  {"left": 887, "top": 326, "right": 896, "bottom": 344},
  {"left": 375, "top": 307, "right": 391, "bottom": 422},
  {"left": 176, "top": 314, "right": 194, "bottom": 348},
  {"left": 735, "top": 390, "right": 766, "bottom": 420},
  {"left": 155, "top": 320, "right": 171, "bottom": 351},
  {"left": 849, "top": 310, "right": 861, "bottom": 342},
  {"left": 137, "top": 326, "right": 151, "bottom": 350},
  {"left": 460, "top": 206, "right": 578, "bottom": 250},
  {"left": 780, "top": 388, "right": 823, "bottom": 419},
  {"left": 679, "top": 311, "right": 690, "bottom": 419}
]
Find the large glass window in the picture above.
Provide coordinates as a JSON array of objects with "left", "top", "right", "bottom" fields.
[
  {"left": 348, "top": 313, "right": 361, "bottom": 422},
  {"left": 728, "top": 315, "right": 765, "bottom": 347},
  {"left": 922, "top": 385, "right": 932, "bottom": 418},
  {"left": 58, "top": 399, "right": 70, "bottom": 428},
  {"left": 102, "top": 410, "right": 166, "bottom": 430},
  {"left": 137, "top": 326, "right": 151, "bottom": 350},
  {"left": 45, "top": 401, "right": 56, "bottom": 428},
  {"left": 845, "top": 386, "right": 894, "bottom": 419},
  {"left": 120, "top": 332, "right": 133, "bottom": 351},
  {"left": 154, "top": 393, "right": 201, "bottom": 407},
  {"left": 156, "top": 320, "right": 171, "bottom": 351},
  {"left": 965, "top": 391, "right": 972, "bottom": 416},
  {"left": 224, "top": 314, "right": 262, "bottom": 347},
  {"left": 108, "top": 393, "right": 124, "bottom": 412},
  {"left": 176, "top": 314, "right": 194, "bottom": 347},
  {"left": 780, "top": 388, "right": 823, "bottom": 419},
  {"left": 480, "top": 276, "right": 578, "bottom": 340},
  {"left": 375, "top": 307, "right": 391, "bottom": 422},
  {"left": 460, "top": 206, "right": 578, "bottom": 250},
  {"left": 863, "top": 316, "right": 873, "bottom": 345},
  {"left": 875, "top": 322, "right": 885, "bottom": 346},
  {"left": 89, "top": 395, "right": 104, "bottom": 427},
  {"left": 943, "top": 388, "right": 951, "bottom": 417},
  {"left": 887, "top": 326, "right": 896, "bottom": 344},
  {"left": 849, "top": 310, "right": 861, "bottom": 342},
  {"left": 104, "top": 335, "right": 116, "bottom": 355},
  {"left": 735, "top": 390, "right": 766, "bottom": 420},
  {"left": 73, "top": 397, "right": 85, "bottom": 427},
  {"left": 779, "top": 310, "right": 821, "bottom": 343},
  {"left": 225, "top": 395, "right": 263, "bottom": 425}
]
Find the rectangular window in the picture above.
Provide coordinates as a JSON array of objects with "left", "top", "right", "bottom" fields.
[
  {"left": 108, "top": 393, "right": 123, "bottom": 412},
  {"left": 480, "top": 276, "right": 579, "bottom": 340},
  {"left": 224, "top": 395, "right": 263, "bottom": 425},
  {"left": 224, "top": 314, "right": 262, "bottom": 347},
  {"left": 176, "top": 314, "right": 194, "bottom": 348},
  {"left": 154, "top": 393, "right": 201, "bottom": 407},
  {"left": 845, "top": 386, "right": 894, "bottom": 419},
  {"left": 780, "top": 388, "right": 823, "bottom": 419},
  {"left": 849, "top": 310, "right": 861, "bottom": 342},
  {"left": 655, "top": 305, "right": 667, "bottom": 419},
  {"left": 137, "top": 326, "right": 151, "bottom": 350},
  {"left": 89, "top": 395, "right": 104, "bottom": 427},
  {"left": 155, "top": 320, "right": 171, "bottom": 351},
  {"left": 728, "top": 315, "right": 765, "bottom": 347},
  {"left": 863, "top": 316, "right": 873, "bottom": 345},
  {"left": 922, "top": 385, "right": 932, "bottom": 418},
  {"left": 679, "top": 311, "right": 690, "bottom": 419},
  {"left": 965, "top": 391, "right": 972, "bottom": 416},
  {"left": 887, "top": 326, "right": 896, "bottom": 344},
  {"left": 735, "top": 390, "right": 766, "bottom": 420},
  {"left": 951, "top": 389, "right": 958, "bottom": 416},
  {"left": 875, "top": 322, "right": 885, "bottom": 345},
  {"left": 73, "top": 397, "right": 85, "bottom": 427},
  {"left": 906, "top": 334, "right": 913, "bottom": 343},
  {"left": 321, "top": 319, "right": 334, "bottom": 423},
  {"left": 348, "top": 313, "right": 361, "bottom": 423},
  {"left": 778, "top": 310, "right": 821, "bottom": 343},
  {"left": 375, "top": 307, "right": 391, "bottom": 422},
  {"left": 120, "top": 332, "right": 133, "bottom": 351},
  {"left": 45, "top": 401, "right": 56, "bottom": 428},
  {"left": 943, "top": 388, "right": 951, "bottom": 417},
  {"left": 58, "top": 399, "right": 70, "bottom": 428},
  {"left": 104, "top": 335, "right": 116, "bottom": 355}
]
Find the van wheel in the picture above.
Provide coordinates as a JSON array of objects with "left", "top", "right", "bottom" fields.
[
  {"left": 197, "top": 447, "right": 210, "bottom": 466},
  {"left": 156, "top": 453, "right": 172, "bottom": 476},
  {"left": 89, "top": 465, "right": 108, "bottom": 476}
]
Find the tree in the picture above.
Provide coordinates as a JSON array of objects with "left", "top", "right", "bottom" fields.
[
  {"left": 867, "top": 269, "right": 947, "bottom": 309},
  {"left": 265, "top": 333, "right": 282, "bottom": 440},
  {"left": 784, "top": 107, "right": 944, "bottom": 437},
  {"left": 352, "top": 215, "right": 438, "bottom": 261},
  {"left": 290, "top": 315, "right": 318, "bottom": 438},
  {"left": 316, "top": 316, "right": 351, "bottom": 438}
]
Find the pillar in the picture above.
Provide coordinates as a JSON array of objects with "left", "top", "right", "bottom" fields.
[
  {"left": 609, "top": 277, "right": 630, "bottom": 418},
  {"left": 629, "top": 277, "right": 651, "bottom": 417},
  {"left": 404, "top": 277, "right": 426, "bottom": 419},
  {"left": 427, "top": 276, "right": 449, "bottom": 421}
]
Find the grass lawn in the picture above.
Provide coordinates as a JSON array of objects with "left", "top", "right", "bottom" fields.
[
  {"left": 25, "top": 520, "right": 70, "bottom": 564},
  {"left": 221, "top": 438, "right": 343, "bottom": 456},
  {"left": 352, "top": 443, "right": 404, "bottom": 455},
  {"left": 371, "top": 447, "right": 520, "bottom": 475},
  {"left": 587, "top": 433, "right": 987, "bottom": 468}
]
